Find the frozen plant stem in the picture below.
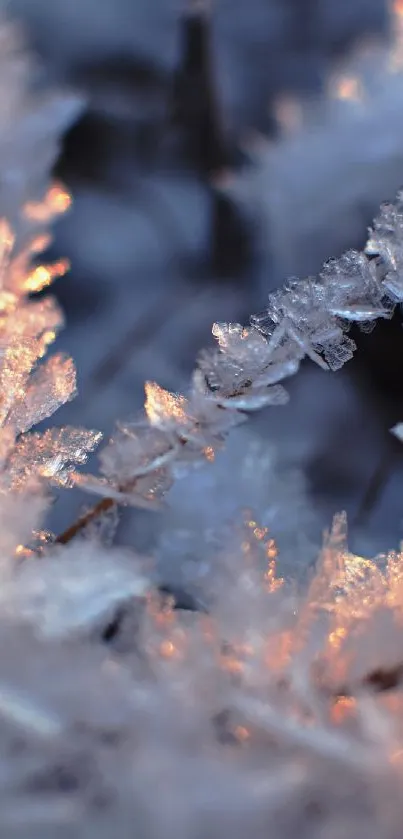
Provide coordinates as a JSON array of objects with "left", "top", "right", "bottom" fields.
[
  {"left": 72, "top": 196, "right": 403, "bottom": 520},
  {"left": 54, "top": 496, "right": 116, "bottom": 545}
]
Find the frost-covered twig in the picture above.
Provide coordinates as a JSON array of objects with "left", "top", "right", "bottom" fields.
[
  {"left": 54, "top": 496, "right": 116, "bottom": 545},
  {"left": 70, "top": 193, "right": 403, "bottom": 526}
]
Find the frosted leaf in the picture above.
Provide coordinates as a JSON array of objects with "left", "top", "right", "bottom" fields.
[
  {"left": 0, "top": 542, "right": 150, "bottom": 639},
  {"left": 248, "top": 249, "right": 395, "bottom": 375},
  {"left": 196, "top": 343, "right": 291, "bottom": 411},
  {"left": 366, "top": 202, "right": 403, "bottom": 302},
  {"left": 212, "top": 322, "right": 274, "bottom": 369},
  {"left": 294, "top": 512, "right": 350, "bottom": 640},
  {"left": 258, "top": 282, "right": 334, "bottom": 370},
  {"left": 197, "top": 346, "right": 264, "bottom": 396},
  {"left": 251, "top": 357, "right": 300, "bottom": 387},
  {"left": 0, "top": 214, "right": 79, "bottom": 490},
  {"left": 145, "top": 381, "right": 189, "bottom": 429},
  {"left": 100, "top": 421, "right": 176, "bottom": 481},
  {"left": 320, "top": 335, "right": 356, "bottom": 371},
  {"left": 8, "top": 353, "right": 76, "bottom": 434},
  {"left": 8, "top": 226, "right": 49, "bottom": 258},
  {"left": 23, "top": 182, "right": 72, "bottom": 225},
  {"left": 0, "top": 296, "right": 64, "bottom": 347},
  {"left": 309, "top": 322, "right": 345, "bottom": 346},
  {"left": 0, "top": 338, "right": 38, "bottom": 424},
  {"left": 382, "top": 273, "right": 403, "bottom": 302},
  {"left": 327, "top": 304, "right": 390, "bottom": 321},
  {"left": 190, "top": 373, "right": 247, "bottom": 430},
  {"left": 285, "top": 321, "right": 330, "bottom": 370},
  {"left": 84, "top": 419, "right": 181, "bottom": 507},
  {"left": 105, "top": 467, "right": 173, "bottom": 507},
  {"left": 212, "top": 321, "right": 303, "bottom": 388},
  {"left": 7, "top": 246, "right": 69, "bottom": 303},
  {"left": 8, "top": 427, "right": 102, "bottom": 490},
  {"left": 73, "top": 472, "right": 169, "bottom": 510},
  {"left": 197, "top": 346, "right": 252, "bottom": 394},
  {"left": 320, "top": 250, "right": 391, "bottom": 318},
  {"left": 22, "top": 258, "right": 69, "bottom": 295},
  {"left": 210, "top": 384, "right": 289, "bottom": 411},
  {"left": 250, "top": 308, "right": 281, "bottom": 337}
]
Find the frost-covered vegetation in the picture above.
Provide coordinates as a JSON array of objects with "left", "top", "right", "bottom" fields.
[{"left": 2, "top": 10, "right": 403, "bottom": 839}]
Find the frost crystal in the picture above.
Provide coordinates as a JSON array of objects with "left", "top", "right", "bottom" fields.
[
  {"left": 0, "top": 541, "right": 150, "bottom": 639},
  {"left": 0, "top": 194, "right": 102, "bottom": 501},
  {"left": 0, "top": 19, "right": 100, "bottom": 550}
]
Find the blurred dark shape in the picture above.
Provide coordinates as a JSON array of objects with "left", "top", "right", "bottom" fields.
[
  {"left": 171, "top": 3, "right": 232, "bottom": 175},
  {"left": 350, "top": 310, "right": 403, "bottom": 523},
  {"left": 56, "top": 55, "right": 169, "bottom": 185},
  {"left": 171, "top": 2, "right": 255, "bottom": 282},
  {"left": 349, "top": 244, "right": 403, "bottom": 493},
  {"left": 307, "top": 306, "right": 403, "bottom": 526},
  {"left": 53, "top": 268, "right": 109, "bottom": 324},
  {"left": 209, "top": 186, "right": 255, "bottom": 279},
  {"left": 353, "top": 311, "right": 403, "bottom": 425}
]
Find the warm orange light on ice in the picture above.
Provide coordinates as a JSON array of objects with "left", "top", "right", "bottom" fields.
[
  {"left": 38, "top": 331, "right": 57, "bottom": 358},
  {"left": 220, "top": 654, "right": 244, "bottom": 675},
  {"left": 331, "top": 696, "right": 356, "bottom": 724},
  {"left": 328, "top": 626, "right": 348, "bottom": 652},
  {"left": 265, "top": 629, "right": 294, "bottom": 673},
  {"left": 160, "top": 640, "right": 176, "bottom": 658},
  {"left": 24, "top": 183, "right": 72, "bottom": 223},
  {"left": 0, "top": 219, "right": 15, "bottom": 253},
  {"left": 204, "top": 445, "right": 215, "bottom": 462},
  {"left": 245, "top": 518, "right": 283, "bottom": 593},
  {"left": 145, "top": 382, "right": 188, "bottom": 426},
  {"left": 30, "top": 233, "right": 52, "bottom": 254},
  {"left": 47, "top": 184, "right": 72, "bottom": 214},
  {"left": 23, "top": 259, "right": 69, "bottom": 293}
]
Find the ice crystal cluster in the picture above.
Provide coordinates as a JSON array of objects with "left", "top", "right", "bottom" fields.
[{"left": 4, "top": 13, "right": 403, "bottom": 839}]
